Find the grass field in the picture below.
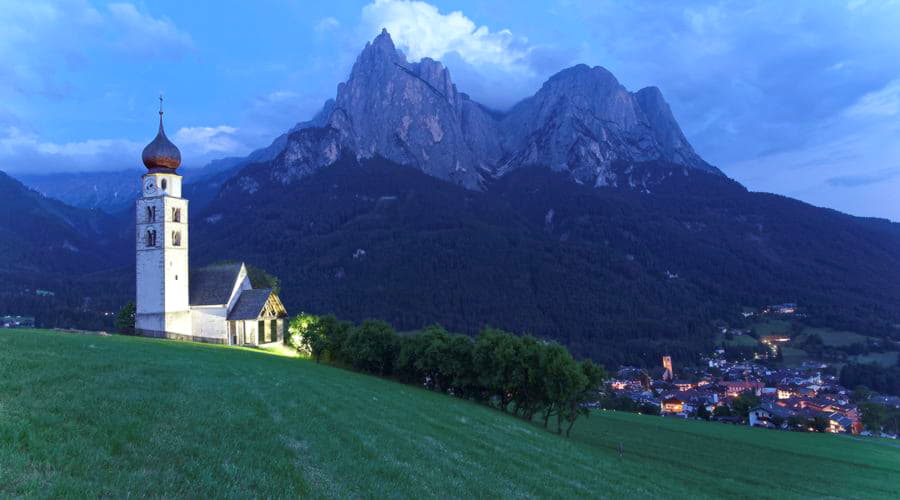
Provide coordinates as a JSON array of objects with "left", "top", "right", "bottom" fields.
[
  {"left": 745, "top": 321, "right": 900, "bottom": 368},
  {"left": 717, "top": 332, "right": 759, "bottom": 348},
  {"left": 780, "top": 346, "right": 810, "bottom": 367},
  {"left": 798, "top": 327, "right": 871, "bottom": 347},
  {"left": 751, "top": 319, "right": 793, "bottom": 337},
  {"left": 850, "top": 351, "right": 900, "bottom": 367},
  {"left": 2, "top": 329, "right": 899, "bottom": 498}
]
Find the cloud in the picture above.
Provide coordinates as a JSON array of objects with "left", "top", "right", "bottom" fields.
[
  {"left": 361, "top": 0, "right": 534, "bottom": 73},
  {"left": 0, "top": 125, "right": 141, "bottom": 172},
  {"left": 826, "top": 167, "right": 900, "bottom": 188},
  {"left": 0, "top": 123, "right": 249, "bottom": 173},
  {"left": 845, "top": 78, "right": 900, "bottom": 118},
  {"left": 315, "top": 16, "right": 340, "bottom": 34},
  {"left": 0, "top": 0, "right": 102, "bottom": 99},
  {"left": 106, "top": 3, "right": 195, "bottom": 59},
  {"left": 173, "top": 126, "right": 243, "bottom": 155},
  {"left": 358, "top": 0, "right": 571, "bottom": 109},
  {"left": 0, "top": 1, "right": 194, "bottom": 101},
  {"left": 573, "top": 1, "right": 900, "bottom": 163},
  {"left": 0, "top": 1, "right": 199, "bottom": 173},
  {"left": 0, "top": 126, "right": 134, "bottom": 156},
  {"left": 724, "top": 103, "right": 900, "bottom": 220}
]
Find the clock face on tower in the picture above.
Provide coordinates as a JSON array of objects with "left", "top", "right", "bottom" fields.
[{"left": 144, "top": 179, "right": 156, "bottom": 195}]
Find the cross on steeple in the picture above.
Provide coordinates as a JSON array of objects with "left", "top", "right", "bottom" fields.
[{"left": 159, "top": 94, "right": 164, "bottom": 116}]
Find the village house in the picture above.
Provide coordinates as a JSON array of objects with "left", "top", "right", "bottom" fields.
[
  {"left": 763, "top": 303, "right": 797, "bottom": 315},
  {"left": 1, "top": 316, "right": 35, "bottom": 328},
  {"left": 673, "top": 380, "right": 694, "bottom": 392},
  {"left": 749, "top": 404, "right": 793, "bottom": 428},
  {"left": 661, "top": 396, "right": 685, "bottom": 414},
  {"left": 722, "top": 380, "right": 764, "bottom": 397},
  {"left": 827, "top": 413, "right": 855, "bottom": 434}
]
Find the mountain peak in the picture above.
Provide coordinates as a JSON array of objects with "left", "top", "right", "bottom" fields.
[
  {"left": 544, "top": 64, "right": 621, "bottom": 91},
  {"left": 372, "top": 28, "right": 395, "bottom": 49},
  {"left": 271, "top": 30, "right": 717, "bottom": 191},
  {"left": 359, "top": 28, "right": 400, "bottom": 63}
]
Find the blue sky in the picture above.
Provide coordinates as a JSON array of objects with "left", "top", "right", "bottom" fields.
[{"left": 2, "top": 0, "right": 900, "bottom": 221}]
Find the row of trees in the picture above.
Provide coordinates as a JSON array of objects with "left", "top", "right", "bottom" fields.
[
  {"left": 859, "top": 402, "right": 900, "bottom": 436},
  {"left": 840, "top": 362, "right": 900, "bottom": 397},
  {"left": 289, "top": 314, "right": 605, "bottom": 436}
]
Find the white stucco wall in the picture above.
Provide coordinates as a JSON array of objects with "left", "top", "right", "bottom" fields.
[
  {"left": 161, "top": 197, "right": 189, "bottom": 315},
  {"left": 242, "top": 319, "right": 260, "bottom": 346},
  {"left": 221, "top": 267, "right": 252, "bottom": 314},
  {"left": 191, "top": 306, "right": 228, "bottom": 341},
  {"left": 144, "top": 172, "right": 182, "bottom": 198},
  {"left": 135, "top": 173, "right": 190, "bottom": 337}
]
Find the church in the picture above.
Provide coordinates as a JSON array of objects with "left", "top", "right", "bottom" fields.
[{"left": 134, "top": 101, "right": 288, "bottom": 346}]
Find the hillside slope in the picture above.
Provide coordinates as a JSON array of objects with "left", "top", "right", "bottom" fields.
[
  {"left": 2, "top": 329, "right": 897, "bottom": 498},
  {"left": 195, "top": 156, "right": 900, "bottom": 366},
  {"left": 0, "top": 171, "right": 131, "bottom": 329}
]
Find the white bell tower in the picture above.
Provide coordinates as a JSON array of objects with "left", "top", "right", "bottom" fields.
[{"left": 135, "top": 97, "right": 191, "bottom": 338}]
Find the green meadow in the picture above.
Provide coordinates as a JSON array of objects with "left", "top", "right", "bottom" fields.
[{"left": 2, "top": 329, "right": 898, "bottom": 498}]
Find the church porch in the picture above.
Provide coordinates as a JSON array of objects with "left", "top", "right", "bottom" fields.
[{"left": 227, "top": 289, "right": 288, "bottom": 347}]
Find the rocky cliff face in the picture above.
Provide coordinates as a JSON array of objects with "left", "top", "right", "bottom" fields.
[
  {"left": 248, "top": 30, "right": 718, "bottom": 193},
  {"left": 270, "top": 29, "right": 498, "bottom": 189},
  {"left": 19, "top": 169, "right": 143, "bottom": 213},
  {"left": 500, "top": 65, "right": 718, "bottom": 187}
]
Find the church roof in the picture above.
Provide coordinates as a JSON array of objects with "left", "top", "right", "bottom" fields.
[
  {"left": 142, "top": 98, "right": 181, "bottom": 173},
  {"left": 228, "top": 289, "right": 278, "bottom": 320},
  {"left": 189, "top": 263, "right": 243, "bottom": 306}
]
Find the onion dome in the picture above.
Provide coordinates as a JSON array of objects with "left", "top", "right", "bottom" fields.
[{"left": 142, "top": 97, "right": 181, "bottom": 172}]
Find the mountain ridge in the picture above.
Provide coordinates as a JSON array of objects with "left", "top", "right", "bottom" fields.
[
  {"left": 193, "top": 153, "right": 900, "bottom": 366},
  {"left": 236, "top": 29, "right": 720, "bottom": 194},
  {"left": 20, "top": 29, "right": 719, "bottom": 210}
]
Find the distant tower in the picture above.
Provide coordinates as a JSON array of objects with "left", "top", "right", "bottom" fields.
[
  {"left": 135, "top": 96, "right": 191, "bottom": 338},
  {"left": 662, "top": 355, "right": 674, "bottom": 381}
]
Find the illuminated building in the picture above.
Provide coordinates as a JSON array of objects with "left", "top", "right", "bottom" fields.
[{"left": 662, "top": 355, "right": 673, "bottom": 381}]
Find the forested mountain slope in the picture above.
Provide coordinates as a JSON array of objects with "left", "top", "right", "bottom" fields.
[{"left": 192, "top": 156, "right": 900, "bottom": 366}]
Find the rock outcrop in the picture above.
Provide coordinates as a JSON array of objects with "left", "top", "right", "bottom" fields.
[{"left": 261, "top": 30, "right": 720, "bottom": 190}]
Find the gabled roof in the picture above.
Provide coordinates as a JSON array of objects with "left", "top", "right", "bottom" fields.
[
  {"left": 228, "top": 289, "right": 287, "bottom": 320},
  {"left": 190, "top": 263, "right": 243, "bottom": 306},
  {"left": 752, "top": 404, "right": 794, "bottom": 419},
  {"left": 828, "top": 412, "right": 853, "bottom": 427}
]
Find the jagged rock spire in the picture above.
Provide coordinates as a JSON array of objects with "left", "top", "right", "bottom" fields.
[{"left": 269, "top": 30, "right": 717, "bottom": 190}]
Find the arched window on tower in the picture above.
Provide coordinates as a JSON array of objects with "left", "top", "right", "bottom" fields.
[
  {"left": 161, "top": 178, "right": 168, "bottom": 191},
  {"left": 172, "top": 207, "right": 181, "bottom": 222},
  {"left": 146, "top": 205, "right": 156, "bottom": 223},
  {"left": 146, "top": 229, "right": 157, "bottom": 247},
  {"left": 172, "top": 230, "right": 181, "bottom": 247}
]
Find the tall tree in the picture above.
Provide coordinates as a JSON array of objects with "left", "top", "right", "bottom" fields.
[
  {"left": 319, "top": 314, "right": 353, "bottom": 363},
  {"left": 346, "top": 320, "right": 399, "bottom": 375},
  {"left": 731, "top": 391, "right": 761, "bottom": 420},
  {"left": 562, "top": 361, "right": 605, "bottom": 437},
  {"left": 289, "top": 313, "right": 328, "bottom": 362},
  {"left": 473, "top": 329, "right": 523, "bottom": 412},
  {"left": 115, "top": 302, "right": 135, "bottom": 335}
]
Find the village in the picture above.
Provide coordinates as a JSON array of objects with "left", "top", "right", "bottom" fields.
[{"left": 604, "top": 303, "right": 900, "bottom": 438}]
